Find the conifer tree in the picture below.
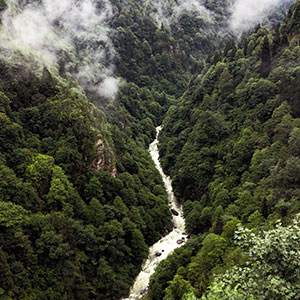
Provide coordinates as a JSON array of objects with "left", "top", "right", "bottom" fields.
[
  {"left": 272, "top": 24, "right": 281, "bottom": 56},
  {"left": 260, "top": 36, "right": 271, "bottom": 78}
]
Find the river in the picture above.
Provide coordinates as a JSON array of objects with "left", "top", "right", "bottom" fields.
[{"left": 123, "top": 126, "right": 187, "bottom": 300}]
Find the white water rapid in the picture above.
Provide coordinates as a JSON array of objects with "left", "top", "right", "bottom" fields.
[{"left": 123, "top": 126, "right": 187, "bottom": 300}]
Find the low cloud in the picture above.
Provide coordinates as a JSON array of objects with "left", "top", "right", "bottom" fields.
[
  {"left": 229, "top": 0, "right": 294, "bottom": 34},
  {"left": 146, "top": 0, "right": 294, "bottom": 39},
  {"left": 98, "top": 76, "right": 119, "bottom": 99},
  {"left": 0, "top": 0, "right": 119, "bottom": 99},
  {"left": 147, "top": 0, "right": 213, "bottom": 27},
  {"left": 174, "top": 0, "right": 212, "bottom": 18}
]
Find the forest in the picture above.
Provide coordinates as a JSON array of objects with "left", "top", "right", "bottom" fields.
[
  {"left": 0, "top": 0, "right": 299, "bottom": 299},
  {"left": 148, "top": 1, "right": 300, "bottom": 299}
]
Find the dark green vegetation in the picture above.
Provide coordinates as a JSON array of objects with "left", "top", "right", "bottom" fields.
[
  {"left": 0, "top": 2, "right": 187, "bottom": 296},
  {"left": 0, "top": 0, "right": 193, "bottom": 297},
  {"left": 0, "top": 55, "right": 175, "bottom": 299},
  {"left": 0, "top": 0, "right": 228, "bottom": 298},
  {"left": 0, "top": 0, "right": 299, "bottom": 299},
  {"left": 110, "top": 0, "right": 230, "bottom": 96},
  {"left": 144, "top": 1, "right": 300, "bottom": 299}
]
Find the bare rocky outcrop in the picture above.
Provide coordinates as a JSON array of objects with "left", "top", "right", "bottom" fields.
[
  {"left": 91, "top": 138, "right": 116, "bottom": 176},
  {"left": 91, "top": 138, "right": 106, "bottom": 171},
  {"left": 110, "top": 167, "right": 117, "bottom": 177},
  {"left": 119, "top": 121, "right": 126, "bottom": 131}
]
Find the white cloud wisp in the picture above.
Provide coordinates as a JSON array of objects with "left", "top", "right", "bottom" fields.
[{"left": 0, "top": 0, "right": 119, "bottom": 99}]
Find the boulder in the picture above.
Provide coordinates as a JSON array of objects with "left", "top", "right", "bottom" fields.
[
  {"left": 177, "top": 239, "right": 184, "bottom": 245},
  {"left": 165, "top": 222, "right": 174, "bottom": 233},
  {"left": 155, "top": 252, "right": 162, "bottom": 257},
  {"left": 171, "top": 209, "right": 179, "bottom": 216}
]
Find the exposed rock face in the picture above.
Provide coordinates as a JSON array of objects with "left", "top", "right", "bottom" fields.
[
  {"left": 91, "top": 138, "right": 106, "bottom": 171},
  {"left": 119, "top": 121, "right": 125, "bottom": 131},
  {"left": 110, "top": 167, "right": 117, "bottom": 177},
  {"left": 91, "top": 138, "right": 115, "bottom": 174}
]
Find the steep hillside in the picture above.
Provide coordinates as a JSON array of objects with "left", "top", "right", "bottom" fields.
[
  {"left": 147, "top": 1, "right": 300, "bottom": 299},
  {"left": 0, "top": 1, "right": 175, "bottom": 299},
  {"left": 0, "top": 55, "right": 177, "bottom": 299},
  {"left": 0, "top": 0, "right": 297, "bottom": 299}
]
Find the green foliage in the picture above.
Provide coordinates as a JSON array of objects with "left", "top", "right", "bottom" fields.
[
  {"left": 148, "top": 236, "right": 202, "bottom": 300},
  {"left": 200, "top": 282, "right": 254, "bottom": 300},
  {"left": 160, "top": 0, "right": 300, "bottom": 234},
  {"left": 260, "top": 36, "right": 272, "bottom": 78},
  {"left": 203, "top": 218, "right": 300, "bottom": 300},
  {"left": 0, "top": 0, "right": 299, "bottom": 299},
  {"left": 164, "top": 275, "right": 194, "bottom": 300},
  {"left": 0, "top": 247, "right": 13, "bottom": 292},
  {"left": 0, "top": 43, "right": 171, "bottom": 299},
  {"left": 0, "top": 201, "right": 26, "bottom": 227},
  {"left": 151, "top": 2, "right": 300, "bottom": 299},
  {"left": 187, "top": 234, "right": 227, "bottom": 295}
]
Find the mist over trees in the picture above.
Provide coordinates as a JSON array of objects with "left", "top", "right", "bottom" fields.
[
  {"left": 145, "top": 1, "right": 300, "bottom": 299},
  {"left": 0, "top": 0, "right": 299, "bottom": 299}
]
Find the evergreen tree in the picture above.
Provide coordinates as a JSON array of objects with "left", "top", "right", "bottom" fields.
[
  {"left": 260, "top": 36, "right": 272, "bottom": 78},
  {"left": 272, "top": 24, "right": 281, "bottom": 56}
]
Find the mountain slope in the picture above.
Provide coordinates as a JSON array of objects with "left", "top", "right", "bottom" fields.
[
  {"left": 146, "top": 1, "right": 300, "bottom": 299},
  {"left": 0, "top": 0, "right": 297, "bottom": 299}
]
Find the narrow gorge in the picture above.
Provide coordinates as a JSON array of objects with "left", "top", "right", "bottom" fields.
[
  {"left": 124, "top": 126, "right": 187, "bottom": 300},
  {"left": 0, "top": 0, "right": 299, "bottom": 299}
]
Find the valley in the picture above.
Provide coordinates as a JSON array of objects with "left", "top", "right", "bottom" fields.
[{"left": 0, "top": 0, "right": 299, "bottom": 299}]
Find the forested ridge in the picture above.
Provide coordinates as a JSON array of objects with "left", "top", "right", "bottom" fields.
[
  {"left": 0, "top": 0, "right": 235, "bottom": 298},
  {"left": 0, "top": 0, "right": 299, "bottom": 299},
  {"left": 147, "top": 1, "right": 300, "bottom": 299},
  {"left": 0, "top": 0, "right": 177, "bottom": 298},
  {"left": 0, "top": 51, "right": 173, "bottom": 299}
]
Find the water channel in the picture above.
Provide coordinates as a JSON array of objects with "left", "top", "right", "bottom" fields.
[{"left": 123, "top": 126, "right": 187, "bottom": 300}]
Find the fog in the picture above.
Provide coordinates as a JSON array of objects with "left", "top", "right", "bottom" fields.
[
  {"left": 0, "top": 0, "right": 119, "bottom": 99},
  {"left": 147, "top": 0, "right": 213, "bottom": 27},
  {"left": 229, "top": 0, "right": 294, "bottom": 34},
  {"left": 173, "top": 0, "right": 212, "bottom": 20},
  {"left": 147, "top": 0, "right": 294, "bottom": 37},
  {"left": 0, "top": 0, "right": 295, "bottom": 99}
]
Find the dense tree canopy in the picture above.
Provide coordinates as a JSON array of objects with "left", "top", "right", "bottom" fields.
[
  {"left": 0, "top": 0, "right": 299, "bottom": 299},
  {"left": 145, "top": 1, "right": 300, "bottom": 299}
]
